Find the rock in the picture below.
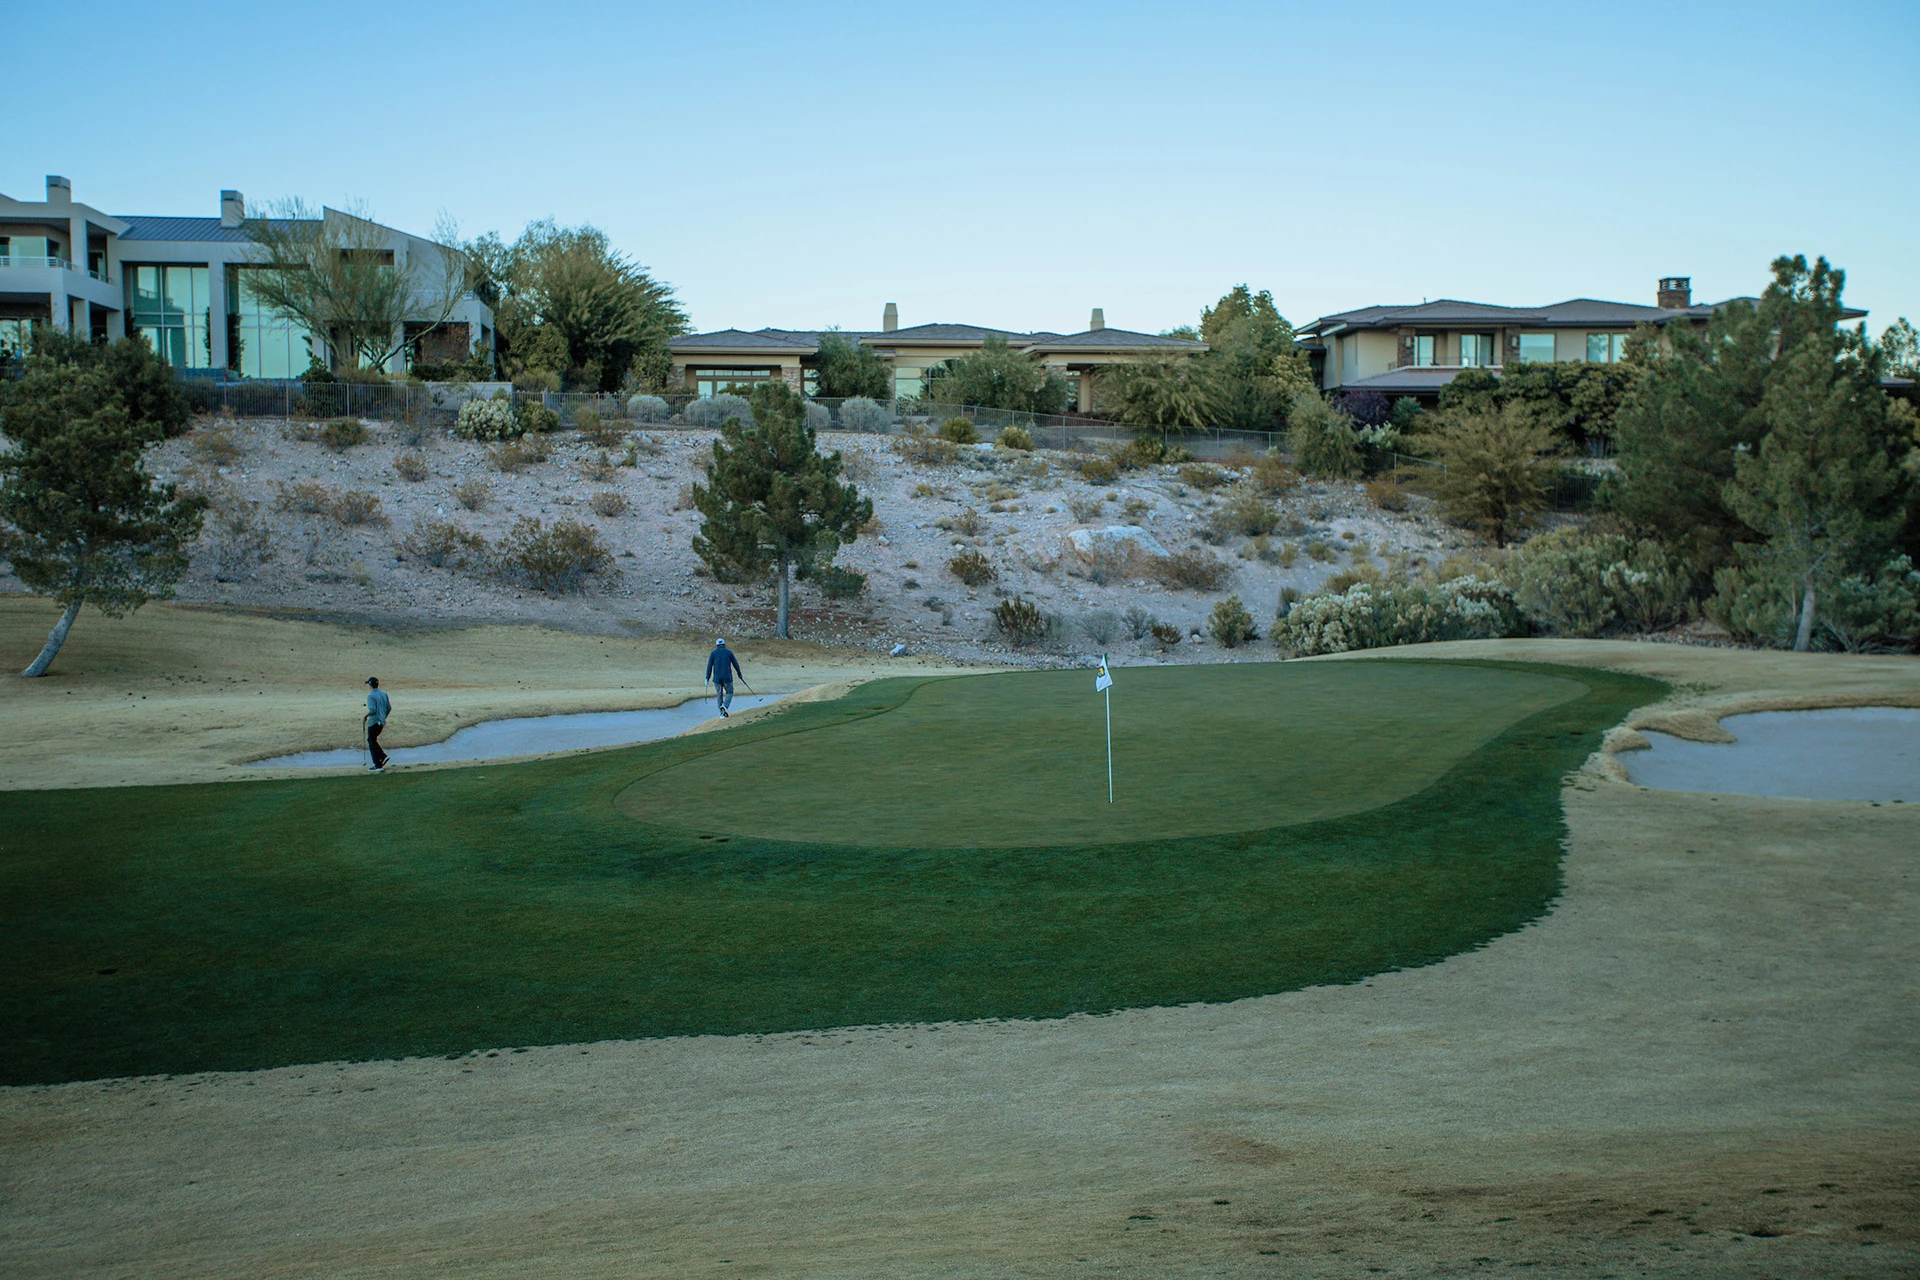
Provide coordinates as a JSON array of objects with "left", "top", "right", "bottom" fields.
[
  {"left": 889, "top": 643, "right": 907, "bottom": 657},
  {"left": 876, "top": 535, "right": 890, "bottom": 546},
  {"left": 1065, "top": 525, "right": 1169, "bottom": 565}
]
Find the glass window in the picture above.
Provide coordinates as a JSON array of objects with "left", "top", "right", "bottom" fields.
[
  {"left": 1413, "top": 335, "right": 1435, "bottom": 367},
  {"left": 127, "top": 264, "right": 212, "bottom": 368},
  {"left": 229, "top": 265, "right": 312, "bottom": 377},
  {"left": 0, "top": 317, "right": 33, "bottom": 356},
  {"left": 1459, "top": 333, "right": 1494, "bottom": 367},
  {"left": 893, "top": 367, "right": 924, "bottom": 401},
  {"left": 693, "top": 367, "right": 775, "bottom": 398},
  {"left": 1516, "top": 332, "right": 1555, "bottom": 363},
  {"left": 1586, "top": 332, "right": 1629, "bottom": 363}
]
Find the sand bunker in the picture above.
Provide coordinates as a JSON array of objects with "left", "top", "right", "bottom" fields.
[
  {"left": 1626, "top": 705, "right": 1920, "bottom": 801},
  {"left": 259, "top": 696, "right": 780, "bottom": 768}
]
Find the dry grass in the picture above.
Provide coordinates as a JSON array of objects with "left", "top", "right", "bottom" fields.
[
  {"left": 394, "top": 451, "right": 430, "bottom": 482},
  {"left": 453, "top": 479, "right": 491, "bottom": 511},
  {"left": 588, "top": 491, "right": 630, "bottom": 517}
]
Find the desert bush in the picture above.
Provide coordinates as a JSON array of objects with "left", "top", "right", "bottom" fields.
[
  {"left": 394, "top": 450, "right": 429, "bottom": 482},
  {"left": 589, "top": 490, "right": 630, "bottom": 517},
  {"left": 1122, "top": 604, "right": 1156, "bottom": 640},
  {"left": 895, "top": 427, "right": 960, "bottom": 466},
  {"left": 494, "top": 517, "right": 613, "bottom": 594},
  {"left": 1207, "top": 490, "right": 1281, "bottom": 540},
  {"left": 804, "top": 401, "right": 831, "bottom": 434},
  {"left": 992, "top": 596, "right": 1047, "bottom": 646},
  {"left": 453, "top": 479, "right": 491, "bottom": 510},
  {"left": 577, "top": 408, "right": 626, "bottom": 448},
  {"left": 996, "top": 425, "right": 1034, "bottom": 451},
  {"left": 683, "top": 394, "right": 751, "bottom": 429},
  {"left": 1120, "top": 436, "right": 1168, "bottom": 468},
  {"left": 1365, "top": 475, "right": 1411, "bottom": 511},
  {"left": 455, "top": 395, "right": 520, "bottom": 441},
  {"left": 401, "top": 518, "right": 489, "bottom": 569},
  {"left": 1079, "top": 609, "right": 1121, "bottom": 646},
  {"left": 580, "top": 452, "right": 617, "bottom": 483},
  {"left": 1247, "top": 452, "right": 1298, "bottom": 495},
  {"left": 1415, "top": 404, "right": 1557, "bottom": 546},
  {"left": 1305, "top": 539, "right": 1336, "bottom": 562},
  {"left": 837, "top": 397, "right": 890, "bottom": 432},
  {"left": 329, "top": 490, "right": 384, "bottom": 526},
  {"left": 318, "top": 418, "right": 368, "bottom": 451},
  {"left": 1149, "top": 621, "right": 1182, "bottom": 650},
  {"left": 1067, "top": 495, "right": 1104, "bottom": 522},
  {"left": 1507, "top": 528, "right": 1691, "bottom": 637},
  {"left": 1158, "top": 547, "right": 1231, "bottom": 591},
  {"left": 626, "top": 394, "right": 670, "bottom": 422},
  {"left": 1177, "top": 462, "right": 1229, "bottom": 490},
  {"left": 1079, "top": 454, "right": 1120, "bottom": 484},
  {"left": 950, "top": 506, "right": 988, "bottom": 536},
  {"left": 1208, "top": 595, "right": 1258, "bottom": 647},
  {"left": 191, "top": 426, "right": 245, "bottom": 464},
  {"left": 938, "top": 417, "right": 980, "bottom": 445},
  {"left": 1276, "top": 540, "right": 1300, "bottom": 567},
  {"left": 1122, "top": 497, "right": 1151, "bottom": 520},
  {"left": 1323, "top": 563, "right": 1383, "bottom": 595},
  {"left": 488, "top": 437, "right": 548, "bottom": 471},
  {"left": 272, "top": 479, "right": 336, "bottom": 515},
  {"left": 199, "top": 488, "right": 274, "bottom": 581},
  {"left": 514, "top": 399, "right": 562, "bottom": 435},
  {"left": 948, "top": 547, "right": 997, "bottom": 586},
  {"left": 1288, "top": 393, "right": 1364, "bottom": 479},
  {"left": 911, "top": 482, "right": 941, "bottom": 499},
  {"left": 1276, "top": 575, "right": 1524, "bottom": 655}
]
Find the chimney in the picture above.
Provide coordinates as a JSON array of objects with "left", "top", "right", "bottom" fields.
[
  {"left": 220, "top": 190, "right": 246, "bottom": 228},
  {"left": 45, "top": 175, "right": 71, "bottom": 204},
  {"left": 882, "top": 302, "right": 898, "bottom": 333},
  {"left": 1089, "top": 307, "right": 1105, "bottom": 331},
  {"left": 1657, "top": 276, "right": 1691, "bottom": 310}
]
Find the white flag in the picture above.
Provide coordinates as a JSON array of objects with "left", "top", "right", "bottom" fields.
[{"left": 1094, "top": 656, "right": 1112, "bottom": 693}]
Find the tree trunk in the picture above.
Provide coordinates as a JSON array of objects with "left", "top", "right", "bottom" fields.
[
  {"left": 776, "top": 555, "right": 790, "bottom": 640},
  {"left": 22, "top": 600, "right": 81, "bottom": 678},
  {"left": 1793, "top": 578, "right": 1817, "bottom": 652}
]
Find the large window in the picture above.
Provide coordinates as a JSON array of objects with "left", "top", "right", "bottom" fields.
[
  {"left": 129, "top": 265, "right": 212, "bottom": 368},
  {"left": 1412, "top": 334, "right": 1435, "bottom": 367},
  {"left": 694, "top": 367, "right": 776, "bottom": 398},
  {"left": 1586, "top": 332, "right": 1630, "bottom": 363},
  {"left": 229, "top": 266, "right": 312, "bottom": 378},
  {"left": 893, "top": 366, "right": 925, "bottom": 401},
  {"left": 1516, "top": 332, "right": 1556, "bottom": 363},
  {"left": 0, "top": 317, "right": 33, "bottom": 357},
  {"left": 1459, "top": 333, "right": 1495, "bottom": 367}
]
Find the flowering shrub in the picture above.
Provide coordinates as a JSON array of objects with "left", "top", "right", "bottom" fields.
[
  {"left": 455, "top": 394, "right": 520, "bottom": 441},
  {"left": 1508, "top": 528, "right": 1691, "bottom": 636},
  {"left": 1276, "top": 576, "right": 1524, "bottom": 655}
]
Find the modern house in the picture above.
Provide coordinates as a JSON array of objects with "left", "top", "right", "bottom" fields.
[
  {"left": 1293, "top": 278, "right": 1870, "bottom": 400},
  {"left": 0, "top": 175, "right": 492, "bottom": 377},
  {"left": 670, "top": 304, "right": 1206, "bottom": 412}
]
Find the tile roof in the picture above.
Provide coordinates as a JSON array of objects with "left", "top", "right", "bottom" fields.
[
  {"left": 1028, "top": 327, "right": 1205, "bottom": 351},
  {"left": 1301, "top": 294, "right": 1864, "bottom": 335},
  {"left": 672, "top": 323, "right": 1204, "bottom": 355}
]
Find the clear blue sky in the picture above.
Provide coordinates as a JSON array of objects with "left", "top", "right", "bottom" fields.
[{"left": 8, "top": 1, "right": 1916, "bottom": 337}]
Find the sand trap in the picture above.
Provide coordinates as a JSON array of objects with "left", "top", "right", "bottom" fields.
[
  {"left": 1626, "top": 705, "right": 1920, "bottom": 801},
  {"left": 258, "top": 696, "right": 781, "bottom": 767}
]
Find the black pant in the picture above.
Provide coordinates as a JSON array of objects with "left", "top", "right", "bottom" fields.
[{"left": 367, "top": 721, "right": 388, "bottom": 768}]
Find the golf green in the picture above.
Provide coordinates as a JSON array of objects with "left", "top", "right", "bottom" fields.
[
  {"left": 619, "top": 663, "right": 1587, "bottom": 845},
  {"left": 0, "top": 660, "right": 1662, "bottom": 1085}
]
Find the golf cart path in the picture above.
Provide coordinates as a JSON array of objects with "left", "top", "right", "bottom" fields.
[{"left": 2, "top": 642, "right": 1916, "bottom": 1277}]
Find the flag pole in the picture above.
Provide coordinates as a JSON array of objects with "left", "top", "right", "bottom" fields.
[{"left": 1103, "top": 653, "right": 1113, "bottom": 805}]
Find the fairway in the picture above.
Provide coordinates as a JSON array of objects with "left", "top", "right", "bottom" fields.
[
  {"left": 619, "top": 663, "right": 1586, "bottom": 845},
  {"left": 0, "top": 660, "right": 1662, "bottom": 1085}
]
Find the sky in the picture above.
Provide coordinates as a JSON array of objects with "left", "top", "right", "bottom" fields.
[{"left": 6, "top": 0, "right": 1916, "bottom": 338}]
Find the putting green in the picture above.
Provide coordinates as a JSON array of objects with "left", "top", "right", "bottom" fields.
[{"left": 618, "top": 663, "right": 1587, "bottom": 846}]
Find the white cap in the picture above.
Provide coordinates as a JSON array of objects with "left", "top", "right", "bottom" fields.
[{"left": 716, "top": 638, "right": 725, "bottom": 645}]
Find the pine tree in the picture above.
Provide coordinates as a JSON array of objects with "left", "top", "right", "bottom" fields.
[
  {"left": 0, "top": 335, "right": 205, "bottom": 676},
  {"left": 692, "top": 381, "right": 872, "bottom": 639}
]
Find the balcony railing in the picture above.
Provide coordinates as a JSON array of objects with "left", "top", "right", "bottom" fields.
[{"left": 0, "top": 256, "right": 107, "bottom": 281}]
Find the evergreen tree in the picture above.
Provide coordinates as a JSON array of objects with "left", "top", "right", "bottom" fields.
[
  {"left": 1198, "top": 284, "right": 1311, "bottom": 430},
  {"left": 1101, "top": 357, "right": 1216, "bottom": 436},
  {"left": 1418, "top": 403, "right": 1559, "bottom": 547},
  {"left": 692, "top": 381, "right": 872, "bottom": 639},
  {"left": 811, "top": 331, "right": 891, "bottom": 400},
  {"left": 0, "top": 335, "right": 206, "bottom": 676}
]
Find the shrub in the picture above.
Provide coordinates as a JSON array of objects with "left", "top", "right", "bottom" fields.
[
  {"left": 1306, "top": 539, "right": 1336, "bottom": 562},
  {"left": 401, "top": 518, "right": 488, "bottom": 569},
  {"left": 838, "top": 396, "right": 890, "bottom": 432},
  {"left": 1079, "top": 609, "right": 1121, "bottom": 646},
  {"left": 1820, "top": 555, "right": 1920, "bottom": 652},
  {"left": 1122, "top": 604, "right": 1156, "bottom": 640},
  {"left": 1288, "top": 393, "right": 1364, "bottom": 479},
  {"left": 589, "top": 490, "right": 630, "bottom": 517},
  {"left": 996, "top": 425, "right": 1034, "bottom": 451},
  {"left": 272, "top": 479, "right": 335, "bottom": 515},
  {"left": 1149, "top": 621, "right": 1182, "bottom": 650},
  {"left": 191, "top": 427, "right": 245, "bottom": 464},
  {"left": 1177, "top": 462, "right": 1229, "bottom": 490},
  {"left": 199, "top": 489, "right": 274, "bottom": 581},
  {"left": 948, "top": 548, "right": 997, "bottom": 586},
  {"left": 952, "top": 506, "right": 988, "bottom": 536},
  {"left": 992, "top": 596, "right": 1047, "bottom": 646},
  {"left": 627, "top": 394, "right": 670, "bottom": 422},
  {"left": 1158, "top": 547, "right": 1230, "bottom": 591},
  {"left": 937, "top": 417, "right": 979, "bottom": 445},
  {"left": 514, "top": 399, "right": 562, "bottom": 435},
  {"left": 1365, "top": 475, "right": 1410, "bottom": 511},
  {"left": 487, "top": 441, "right": 535, "bottom": 472},
  {"left": 1067, "top": 495, "right": 1103, "bottom": 522},
  {"left": 394, "top": 450, "right": 429, "bottom": 482},
  {"left": 578, "top": 408, "right": 625, "bottom": 448},
  {"left": 329, "top": 491, "right": 384, "bottom": 526},
  {"left": 1508, "top": 528, "right": 1692, "bottom": 636},
  {"left": 319, "top": 418, "right": 368, "bottom": 451},
  {"left": 804, "top": 401, "right": 831, "bottom": 434},
  {"left": 494, "top": 517, "right": 613, "bottom": 594},
  {"left": 1247, "top": 453, "right": 1298, "bottom": 495},
  {"left": 895, "top": 427, "right": 960, "bottom": 466},
  {"left": 1079, "top": 454, "right": 1120, "bottom": 484},
  {"left": 453, "top": 479, "right": 491, "bottom": 510},
  {"left": 455, "top": 395, "right": 520, "bottom": 441},
  {"left": 683, "top": 394, "right": 751, "bottom": 429},
  {"left": 1208, "top": 595, "right": 1258, "bottom": 647},
  {"left": 1331, "top": 389, "right": 1392, "bottom": 427},
  {"left": 1275, "top": 576, "right": 1524, "bottom": 655},
  {"left": 1121, "top": 436, "right": 1168, "bottom": 468},
  {"left": 1207, "top": 490, "right": 1281, "bottom": 540},
  {"left": 1275, "top": 540, "right": 1300, "bottom": 567},
  {"left": 1415, "top": 404, "right": 1558, "bottom": 546},
  {"left": 808, "top": 563, "right": 867, "bottom": 599}
]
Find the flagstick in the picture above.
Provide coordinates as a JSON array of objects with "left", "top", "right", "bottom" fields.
[{"left": 1103, "top": 653, "right": 1114, "bottom": 805}]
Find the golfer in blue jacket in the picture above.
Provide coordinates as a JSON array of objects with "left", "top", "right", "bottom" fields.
[{"left": 706, "top": 639, "right": 742, "bottom": 716}]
